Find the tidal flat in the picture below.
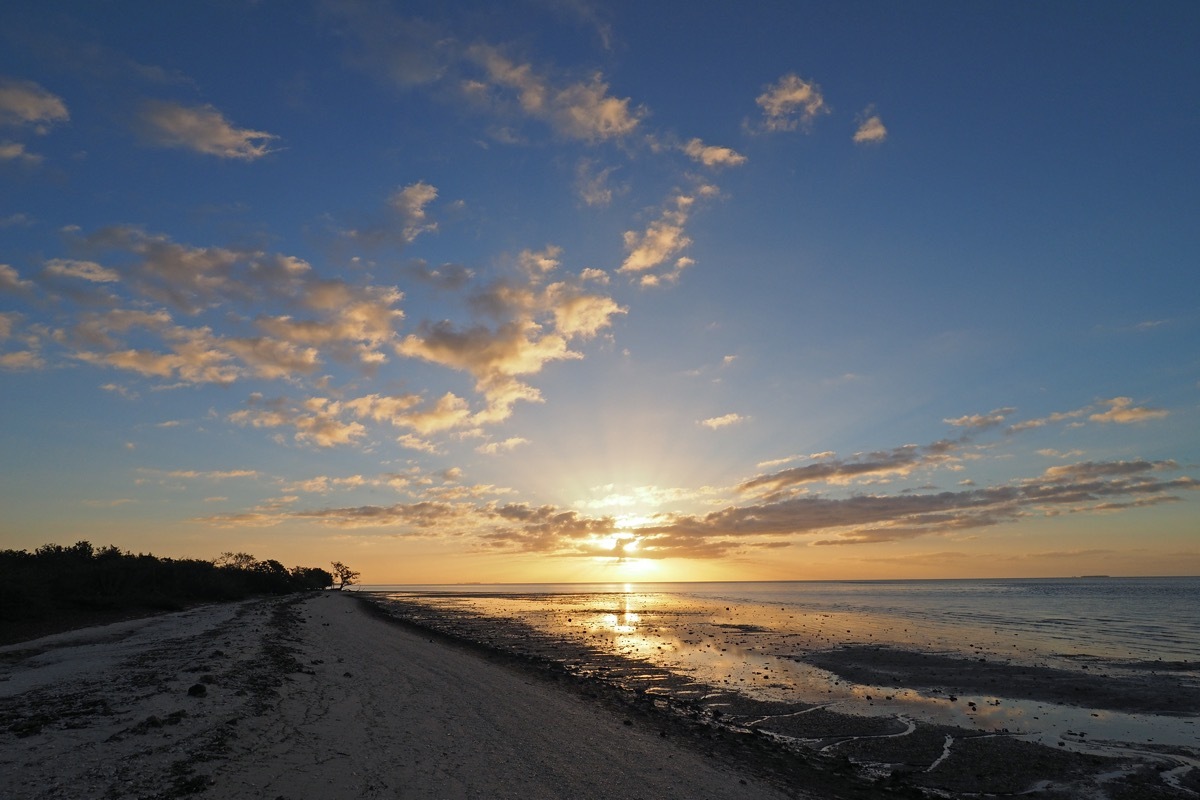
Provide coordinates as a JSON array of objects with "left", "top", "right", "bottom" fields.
[{"left": 366, "top": 585, "right": 1199, "bottom": 798}]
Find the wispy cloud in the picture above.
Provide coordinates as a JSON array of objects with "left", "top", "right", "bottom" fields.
[
  {"left": 700, "top": 413, "right": 746, "bottom": 430},
  {"left": 476, "top": 436, "right": 529, "bottom": 455},
  {"left": 137, "top": 100, "right": 278, "bottom": 160},
  {"left": 1089, "top": 396, "right": 1168, "bottom": 424},
  {"left": 43, "top": 258, "right": 120, "bottom": 283},
  {"left": 739, "top": 440, "right": 960, "bottom": 496},
  {"left": 944, "top": 407, "right": 1016, "bottom": 431},
  {"left": 0, "top": 141, "right": 43, "bottom": 165},
  {"left": 682, "top": 138, "right": 747, "bottom": 168},
  {"left": 0, "top": 264, "right": 34, "bottom": 293},
  {"left": 468, "top": 45, "right": 642, "bottom": 142},
  {"left": 575, "top": 159, "right": 619, "bottom": 207},
  {"left": 1006, "top": 397, "right": 1168, "bottom": 432},
  {"left": 618, "top": 187, "right": 716, "bottom": 285},
  {"left": 0, "top": 77, "right": 69, "bottom": 130}
]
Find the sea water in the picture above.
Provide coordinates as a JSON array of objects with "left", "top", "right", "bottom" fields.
[{"left": 367, "top": 577, "right": 1200, "bottom": 757}]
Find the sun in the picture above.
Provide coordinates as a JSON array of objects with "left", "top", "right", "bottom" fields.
[{"left": 585, "top": 533, "right": 657, "bottom": 577}]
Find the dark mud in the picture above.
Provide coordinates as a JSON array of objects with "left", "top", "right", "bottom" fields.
[{"left": 808, "top": 645, "right": 1200, "bottom": 715}]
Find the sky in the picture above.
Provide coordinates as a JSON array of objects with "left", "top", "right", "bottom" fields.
[{"left": 2, "top": 1, "right": 1198, "bottom": 584}]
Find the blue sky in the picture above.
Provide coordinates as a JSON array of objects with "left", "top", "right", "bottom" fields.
[{"left": 2, "top": 1, "right": 1197, "bottom": 582}]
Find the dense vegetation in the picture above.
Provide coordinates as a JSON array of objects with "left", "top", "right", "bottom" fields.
[{"left": 0, "top": 541, "right": 334, "bottom": 639}]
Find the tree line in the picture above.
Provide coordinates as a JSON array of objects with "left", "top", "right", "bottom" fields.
[{"left": 0, "top": 541, "right": 357, "bottom": 636}]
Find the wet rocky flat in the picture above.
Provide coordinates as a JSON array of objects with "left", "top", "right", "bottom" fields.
[{"left": 807, "top": 645, "right": 1200, "bottom": 715}]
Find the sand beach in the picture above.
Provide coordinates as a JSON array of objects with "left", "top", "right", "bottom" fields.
[{"left": 1, "top": 592, "right": 800, "bottom": 799}]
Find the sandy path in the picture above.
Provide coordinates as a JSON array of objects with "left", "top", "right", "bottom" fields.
[{"left": 1, "top": 592, "right": 792, "bottom": 799}]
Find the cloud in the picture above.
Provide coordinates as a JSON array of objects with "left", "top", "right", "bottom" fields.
[
  {"left": 190, "top": 447, "right": 1196, "bottom": 560},
  {"left": 199, "top": 498, "right": 469, "bottom": 530},
  {"left": 853, "top": 107, "right": 887, "bottom": 144},
  {"left": 700, "top": 413, "right": 746, "bottom": 430},
  {"left": 229, "top": 395, "right": 366, "bottom": 448},
  {"left": 0, "top": 350, "right": 44, "bottom": 370},
  {"left": 653, "top": 458, "right": 1198, "bottom": 548},
  {"left": 0, "top": 78, "right": 69, "bottom": 129},
  {"left": 1037, "top": 448, "right": 1084, "bottom": 459},
  {"left": 100, "top": 382, "right": 138, "bottom": 400},
  {"left": 71, "top": 308, "right": 172, "bottom": 348},
  {"left": 66, "top": 306, "right": 327, "bottom": 384},
  {"left": 518, "top": 245, "right": 562, "bottom": 279},
  {"left": 1041, "top": 459, "right": 1177, "bottom": 482},
  {"left": 756, "top": 73, "right": 828, "bottom": 132},
  {"left": 469, "top": 45, "right": 642, "bottom": 141},
  {"left": 398, "top": 319, "right": 577, "bottom": 421},
  {"left": 81, "top": 226, "right": 313, "bottom": 313},
  {"left": 61, "top": 225, "right": 405, "bottom": 372},
  {"left": 1006, "top": 397, "right": 1168, "bottom": 432},
  {"left": 397, "top": 260, "right": 624, "bottom": 422},
  {"left": 682, "top": 138, "right": 747, "bottom": 168},
  {"left": 756, "top": 451, "right": 835, "bottom": 470},
  {"left": 227, "top": 388, "right": 483, "bottom": 448},
  {"left": 0, "top": 264, "right": 34, "bottom": 294},
  {"left": 162, "top": 469, "right": 259, "bottom": 480},
  {"left": 322, "top": 2, "right": 450, "bottom": 87},
  {"left": 221, "top": 336, "right": 322, "bottom": 380},
  {"left": 618, "top": 191, "right": 704, "bottom": 281},
  {"left": 575, "top": 159, "right": 619, "bottom": 207},
  {"left": 43, "top": 259, "right": 120, "bottom": 283},
  {"left": 137, "top": 100, "right": 278, "bottom": 160},
  {"left": 74, "top": 326, "right": 244, "bottom": 385},
  {"left": 0, "top": 141, "right": 43, "bottom": 164},
  {"left": 408, "top": 260, "right": 474, "bottom": 290},
  {"left": 258, "top": 282, "right": 405, "bottom": 365},
  {"left": 944, "top": 407, "right": 1016, "bottom": 430},
  {"left": 1007, "top": 405, "right": 1091, "bottom": 433},
  {"left": 476, "top": 437, "right": 529, "bottom": 455},
  {"left": 740, "top": 441, "right": 960, "bottom": 496},
  {"left": 397, "top": 433, "right": 442, "bottom": 453},
  {"left": 545, "top": 284, "right": 626, "bottom": 338},
  {"left": 0, "top": 213, "right": 35, "bottom": 228},
  {"left": 390, "top": 181, "right": 439, "bottom": 242},
  {"left": 346, "top": 391, "right": 473, "bottom": 435},
  {"left": 1089, "top": 396, "right": 1169, "bottom": 424}
]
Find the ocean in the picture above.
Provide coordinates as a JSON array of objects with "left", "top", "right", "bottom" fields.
[{"left": 365, "top": 577, "right": 1200, "bottom": 758}]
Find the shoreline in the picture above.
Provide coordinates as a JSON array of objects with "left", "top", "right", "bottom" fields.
[
  {"left": 2, "top": 590, "right": 1197, "bottom": 799},
  {"left": 0, "top": 592, "right": 826, "bottom": 799},
  {"left": 363, "top": 591, "right": 1200, "bottom": 798}
]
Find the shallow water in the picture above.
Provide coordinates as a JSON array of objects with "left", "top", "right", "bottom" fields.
[{"left": 371, "top": 578, "right": 1200, "bottom": 762}]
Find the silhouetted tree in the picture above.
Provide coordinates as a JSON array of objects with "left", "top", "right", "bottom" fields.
[
  {"left": 214, "top": 551, "right": 258, "bottom": 569},
  {"left": 330, "top": 561, "right": 360, "bottom": 590},
  {"left": 0, "top": 541, "right": 339, "bottom": 641}
]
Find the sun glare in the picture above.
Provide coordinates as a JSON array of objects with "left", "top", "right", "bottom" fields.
[{"left": 584, "top": 532, "right": 657, "bottom": 579}]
